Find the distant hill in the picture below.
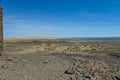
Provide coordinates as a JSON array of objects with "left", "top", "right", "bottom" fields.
[
  {"left": 4, "top": 36, "right": 57, "bottom": 41},
  {"left": 62, "top": 37, "right": 120, "bottom": 40},
  {"left": 4, "top": 37, "right": 120, "bottom": 41}
]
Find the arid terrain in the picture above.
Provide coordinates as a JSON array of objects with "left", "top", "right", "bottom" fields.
[{"left": 0, "top": 38, "right": 120, "bottom": 80}]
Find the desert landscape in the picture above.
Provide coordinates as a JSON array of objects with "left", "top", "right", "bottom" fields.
[
  {"left": 1, "top": 0, "right": 120, "bottom": 80},
  {"left": 0, "top": 38, "right": 120, "bottom": 80}
]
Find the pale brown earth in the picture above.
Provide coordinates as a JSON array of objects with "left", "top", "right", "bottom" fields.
[
  {"left": 0, "top": 39, "right": 120, "bottom": 80},
  {"left": 4, "top": 37, "right": 57, "bottom": 41}
]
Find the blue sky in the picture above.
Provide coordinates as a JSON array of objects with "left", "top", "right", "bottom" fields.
[{"left": 1, "top": 0, "right": 120, "bottom": 38}]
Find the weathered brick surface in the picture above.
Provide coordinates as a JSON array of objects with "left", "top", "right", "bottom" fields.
[{"left": 0, "top": 7, "right": 3, "bottom": 52}]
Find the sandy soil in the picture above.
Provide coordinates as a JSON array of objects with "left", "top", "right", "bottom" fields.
[
  {"left": 0, "top": 53, "right": 119, "bottom": 80},
  {"left": 0, "top": 53, "right": 72, "bottom": 80},
  {"left": 1, "top": 39, "right": 120, "bottom": 80}
]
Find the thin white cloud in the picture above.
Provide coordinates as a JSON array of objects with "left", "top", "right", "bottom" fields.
[
  {"left": 4, "top": 14, "right": 90, "bottom": 38},
  {"left": 80, "top": 11, "right": 96, "bottom": 17}
]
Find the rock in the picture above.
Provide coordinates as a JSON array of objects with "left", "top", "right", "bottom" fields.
[
  {"left": 84, "top": 76, "right": 91, "bottom": 79},
  {"left": 5, "top": 58, "right": 13, "bottom": 61},
  {"left": 115, "top": 76, "right": 120, "bottom": 80},
  {"left": 44, "top": 60, "right": 49, "bottom": 63},
  {"left": 1, "top": 65, "right": 5, "bottom": 69},
  {"left": 1, "top": 64, "right": 8, "bottom": 69},
  {"left": 83, "top": 73, "right": 91, "bottom": 79},
  {"left": 64, "top": 70, "right": 75, "bottom": 74}
]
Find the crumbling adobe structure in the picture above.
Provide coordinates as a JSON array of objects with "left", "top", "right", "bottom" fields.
[{"left": 0, "top": 6, "right": 3, "bottom": 53}]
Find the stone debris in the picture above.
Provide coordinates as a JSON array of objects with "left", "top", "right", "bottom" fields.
[
  {"left": 0, "top": 53, "right": 119, "bottom": 80},
  {"left": 64, "top": 70, "right": 75, "bottom": 75},
  {"left": 115, "top": 76, "right": 120, "bottom": 80},
  {"left": 67, "top": 57, "right": 120, "bottom": 80},
  {"left": 44, "top": 60, "right": 49, "bottom": 63}
]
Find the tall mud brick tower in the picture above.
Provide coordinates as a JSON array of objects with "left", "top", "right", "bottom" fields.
[{"left": 0, "top": 6, "right": 3, "bottom": 53}]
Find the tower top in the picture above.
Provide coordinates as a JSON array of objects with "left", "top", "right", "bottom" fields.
[
  {"left": 0, "top": 6, "right": 2, "bottom": 9},
  {"left": 0, "top": 6, "right": 2, "bottom": 11}
]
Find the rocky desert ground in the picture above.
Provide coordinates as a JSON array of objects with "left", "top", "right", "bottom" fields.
[{"left": 0, "top": 38, "right": 120, "bottom": 80}]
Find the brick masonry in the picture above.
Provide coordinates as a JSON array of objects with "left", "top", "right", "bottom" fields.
[{"left": 0, "top": 7, "right": 3, "bottom": 52}]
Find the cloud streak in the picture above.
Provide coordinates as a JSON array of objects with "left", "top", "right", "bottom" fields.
[{"left": 4, "top": 15, "right": 89, "bottom": 38}]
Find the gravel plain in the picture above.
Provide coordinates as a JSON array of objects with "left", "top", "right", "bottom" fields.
[
  {"left": 2, "top": 39, "right": 120, "bottom": 80},
  {"left": 0, "top": 53, "right": 120, "bottom": 80}
]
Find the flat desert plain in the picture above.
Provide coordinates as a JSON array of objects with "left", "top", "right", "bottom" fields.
[{"left": 0, "top": 38, "right": 120, "bottom": 80}]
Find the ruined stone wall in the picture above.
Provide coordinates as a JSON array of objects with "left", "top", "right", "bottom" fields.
[{"left": 0, "top": 7, "right": 3, "bottom": 52}]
